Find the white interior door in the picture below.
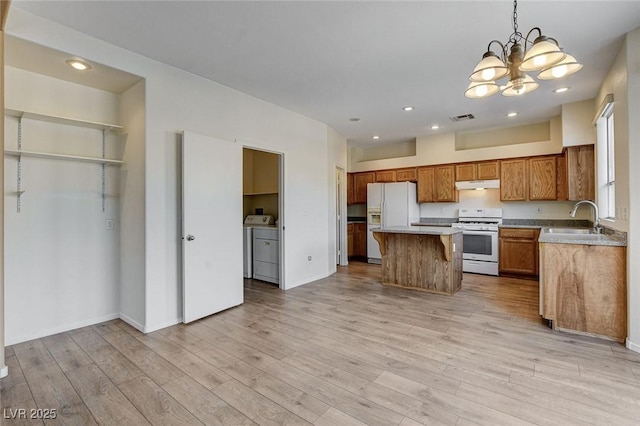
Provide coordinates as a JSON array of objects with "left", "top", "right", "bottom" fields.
[{"left": 182, "top": 131, "right": 243, "bottom": 323}]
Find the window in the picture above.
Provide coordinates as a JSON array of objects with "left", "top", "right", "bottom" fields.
[{"left": 596, "top": 97, "right": 615, "bottom": 219}]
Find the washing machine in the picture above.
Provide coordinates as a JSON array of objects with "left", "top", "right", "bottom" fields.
[{"left": 243, "top": 215, "right": 275, "bottom": 278}]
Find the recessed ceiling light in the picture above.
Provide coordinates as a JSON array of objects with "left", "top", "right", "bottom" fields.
[
  {"left": 507, "top": 112, "right": 518, "bottom": 117},
  {"left": 349, "top": 117, "right": 361, "bottom": 122},
  {"left": 372, "top": 136, "right": 380, "bottom": 140},
  {"left": 65, "top": 59, "right": 92, "bottom": 71},
  {"left": 553, "top": 87, "right": 569, "bottom": 93},
  {"left": 402, "top": 106, "right": 414, "bottom": 111},
  {"left": 431, "top": 125, "right": 440, "bottom": 130}
]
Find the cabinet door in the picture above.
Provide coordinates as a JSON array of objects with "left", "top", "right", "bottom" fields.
[
  {"left": 435, "top": 165, "right": 457, "bottom": 202},
  {"left": 395, "top": 167, "right": 417, "bottom": 182},
  {"left": 500, "top": 159, "right": 528, "bottom": 201},
  {"left": 477, "top": 161, "right": 500, "bottom": 180},
  {"left": 417, "top": 167, "right": 435, "bottom": 203},
  {"left": 498, "top": 228, "right": 539, "bottom": 275},
  {"left": 556, "top": 155, "right": 568, "bottom": 201},
  {"left": 566, "top": 145, "right": 595, "bottom": 201},
  {"left": 353, "top": 172, "right": 375, "bottom": 204},
  {"left": 375, "top": 170, "right": 396, "bottom": 182},
  {"left": 347, "top": 223, "right": 354, "bottom": 257},
  {"left": 529, "top": 156, "right": 557, "bottom": 200},
  {"left": 355, "top": 223, "right": 368, "bottom": 257},
  {"left": 347, "top": 173, "right": 355, "bottom": 205},
  {"left": 455, "top": 163, "right": 476, "bottom": 181}
]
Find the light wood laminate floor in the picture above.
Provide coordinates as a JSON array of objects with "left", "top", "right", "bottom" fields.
[{"left": 2, "top": 262, "right": 640, "bottom": 425}]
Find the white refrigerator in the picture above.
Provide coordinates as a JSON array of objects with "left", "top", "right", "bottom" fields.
[{"left": 366, "top": 182, "right": 420, "bottom": 263}]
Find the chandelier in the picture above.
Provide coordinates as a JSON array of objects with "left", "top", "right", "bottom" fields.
[{"left": 465, "top": 0, "right": 582, "bottom": 98}]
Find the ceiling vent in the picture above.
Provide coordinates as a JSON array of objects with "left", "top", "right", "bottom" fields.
[{"left": 449, "top": 113, "right": 475, "bottom": 122}]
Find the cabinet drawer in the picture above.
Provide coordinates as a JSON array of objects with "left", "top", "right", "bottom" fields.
[
  {"left": 253, "top": 238, "right": 279, "bottom": 263},
  {"left": 499, "top": 228, "right": 537, "bottom": 240},
  {"left": 254, "top": 260, "right": 279, "bottom": 283}
]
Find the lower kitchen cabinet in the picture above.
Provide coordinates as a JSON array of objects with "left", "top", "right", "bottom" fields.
[
  {"left": 348, "top": 222, "right": 367, "bottom": 259},
  {"left": 253, "top": 227, "right": 279, "bottom": 284},
  {"left": 540, "top": 242, "right": 626, "bottom": 342},
  {"left": 499, "top": 227, "right": 540, "bottom": 277}
]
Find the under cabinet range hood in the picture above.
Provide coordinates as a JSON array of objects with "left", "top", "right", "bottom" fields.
[{"left": 455, "top": 179, "right": 500, "bottom": 190}]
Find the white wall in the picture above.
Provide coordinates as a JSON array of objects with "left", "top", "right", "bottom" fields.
[
  {"left": 595, "top": 26, "right": 639, "bottom": 352},
  {"left": 6, "top": 8, "right": 347, "bottom": 333},
  {"left": 562, "top": 100, "right": 596, "bottom": 147},
  {"left": 4, "top": 67, "right": 121, "bottom": 344},
  {"left": 327, "top": 126, "right": 348, "bottom": 270},
  {"left": 349, "top": 117, "right": 563, "bottom": 172},
  {"left": 419, "top": 189, "right": 590, "bottom": 221},
  {"left": 119, "top": 79, "right": 146, "bottom": 330}
]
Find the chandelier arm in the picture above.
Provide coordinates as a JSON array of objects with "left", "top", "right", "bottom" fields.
[
  {"left": 487, "top": 39, "right": 507, "bottom": 62},
  {"left": 524, "top": 27, "right": 542, "bottom": 47}
]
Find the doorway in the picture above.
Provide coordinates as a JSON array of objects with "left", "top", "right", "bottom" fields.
[
  {"left": 242, "top": 147, "right": 285, "bottom": 289},
  {"left": 336, "top": 167, "right": 347, "bottom": 266}
]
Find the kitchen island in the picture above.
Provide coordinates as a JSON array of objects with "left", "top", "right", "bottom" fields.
[{"left": 372, "top": 226, "right": 463, "bottom": 295}]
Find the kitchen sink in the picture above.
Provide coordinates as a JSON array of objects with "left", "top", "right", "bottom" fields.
[{"left": 545, "top": 227, "right": 597, "bottom": 234}]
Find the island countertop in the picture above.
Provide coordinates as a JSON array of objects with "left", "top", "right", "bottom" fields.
[{"left": 372, "top": 226, "right": 462, "bottom": 236}]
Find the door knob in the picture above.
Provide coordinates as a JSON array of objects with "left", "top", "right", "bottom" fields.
[{"left": 186, "top": 235, "right": 195, "bottom": 241}]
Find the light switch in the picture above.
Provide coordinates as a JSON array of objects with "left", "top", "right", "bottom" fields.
[{"left": 105, "top": 218, "right": 114, "bottom": 230}]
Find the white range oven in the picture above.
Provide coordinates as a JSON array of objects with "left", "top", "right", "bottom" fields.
[{"left": 452, "top": 208, "right": 502, "bottom": 276}]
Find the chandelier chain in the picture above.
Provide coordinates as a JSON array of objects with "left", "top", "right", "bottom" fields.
[{"left": 509, "top": 0, "right": 523, "bottom": 45}]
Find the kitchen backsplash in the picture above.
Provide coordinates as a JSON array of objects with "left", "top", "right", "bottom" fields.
[
  {"left": 418, "top": 188, "right": 592, "bottom": 220},
  {"left": 348, "top": 188, "right": 592, "bottom": 220}
]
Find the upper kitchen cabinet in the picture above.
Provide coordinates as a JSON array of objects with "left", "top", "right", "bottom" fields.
[
  {"left": 375, "top": 170, "right": 396, "bottom": 182},
  {"left": 529, "top": 156, "right": 557, "bottom": 200},
  {"left": 353, "top": 172, "right": 375, "bottom": 204},
  {"left": 500, "top": 158, "right": 528, "bottom": 201},
  {"left": 455, "top": 163, "right": 476, "bottom": 181},
  {"left": 417, "top": 167, "right": 435, "bottom": 203},
  {"left": 347, "top": 173, "right": 355, "bottom": 205},
  {"left": 565, "top": 145, "right": 595, "bottom": 201},
  {"left": 476, "top": 161, "right": 500, "bottom": 180},
  {"left": 455, "top": 160, "right": 499, "bottom": 181},
  {"left": 419, "top": 165, "right": 457, "bottom": 203},
  {"left": 394, "top": 167, "right": 418, "bottom": 182}
]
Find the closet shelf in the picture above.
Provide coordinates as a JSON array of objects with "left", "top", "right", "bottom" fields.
[
  {"left": 5, "top": 149, "right": 123, "bottom": 165},
  {"left": 6, "top": 109, "right": 124, "bottom": 132},
  {"left": 243, "top": 191, "right": 278, "bottom": 196}
]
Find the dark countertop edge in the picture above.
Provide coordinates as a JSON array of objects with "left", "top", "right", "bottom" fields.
[{"left": 373, "top": 226, "right": 462, "bottom": 235}]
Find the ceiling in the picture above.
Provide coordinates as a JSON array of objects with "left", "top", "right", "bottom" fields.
[{"left": 8, "top": 1, "right": 640, "bottom": 147}]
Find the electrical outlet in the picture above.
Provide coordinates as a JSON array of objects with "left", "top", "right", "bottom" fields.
[
  {"left": 307, "top": 255, "right": 312, "bottom": 261},
  {"left": 105, "top": 218, "right": 114, "bottom": 230},
  {"left": 536, "top": 207, "right": 543, "bottom": 215}
]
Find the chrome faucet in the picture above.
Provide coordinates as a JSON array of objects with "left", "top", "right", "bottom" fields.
[{"left": 570, "top": 200, "right": 601, "bottom": 233}]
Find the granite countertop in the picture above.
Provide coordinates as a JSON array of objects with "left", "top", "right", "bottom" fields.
[
  {"left": 538, "top": 227, "right": 627, "bottom": 247},
  {"left": 372, "top": 226, "right": 462, "bottom": 236},
  {"left": 499, "top": 219, "right": 592, "bottom": 229}
]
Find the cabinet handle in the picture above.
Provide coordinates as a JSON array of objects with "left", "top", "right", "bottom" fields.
[{"left": 264, "top": 241, "right": 270, "bottom": 245}]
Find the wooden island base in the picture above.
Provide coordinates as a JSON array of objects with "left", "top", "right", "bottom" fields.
[{"left": 373, "top": 227, "right": 463, "bottom": 295}]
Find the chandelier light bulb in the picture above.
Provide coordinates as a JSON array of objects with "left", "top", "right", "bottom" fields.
[
  {"left": 475, "top": 84, "right": 489, "bottom": 97},
  {"left": 533, "top": 54, "right": 547, "bottom": 68},
  {"left": 481, "top": 68, "right": 496, "bottom": 81},
  {"left": 552, "top": 64, "right": 568, "bottom": 78}
]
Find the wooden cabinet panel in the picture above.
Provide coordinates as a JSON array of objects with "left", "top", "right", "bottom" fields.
[
  {"left": 347, "top": 173, "right": 355, "bottom": 205},
  {"left": 540, "top": 243, "right": 626, "bottom": 342},
  {"left": 499, "top": 227, "right": 540, "bottom": 276},
  {"left": 556, "top": 155, "right": 568, "bottom": 201},
  {"left": 353, "top": 172, "right": 375, "bottom": 204},
  {"left": 455, "top": 163, "right": 476, "bottom": 181},
  {"left": 566, "top": 145, "right": 595, "bottom": 201},
  {"left": 500, "top": 159, "right": 528, "bottom": 201},
  {"left": 435, "top": 165, "right": 457, "bottom": 202},
  {"left": 529, "top": 156, "right": 557, "bottom": 200},
  {"left": 477, "top": 161, "right": 500, "bottom": 180},
  {"left": 395, "top": 167, "right": 417, "bottom": 182},
  {"left": 354, "top": 223, "right": 367, "bottom": 257},
  {"left": 347, "top": 223, "right": 354, "bottom": 257},
  {"left": 417, "top": 167, "right": 435, "bottom": 203},
  {"left": 375, "top": 170, "right": 395, "bottom": 182}
]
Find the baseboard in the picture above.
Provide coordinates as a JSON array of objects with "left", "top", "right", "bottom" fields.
[
  {"left": 143, "top": 317, "right": 182, "bottom": 334},
  {"left": 5, "top": 312, "right": 120, "bottom": 346},
  {"left": 119, "top": 313, "right": 146, "bottom": 333},
  {"left": 626, "top": 338, "right": 640, "bottom": 353},
  {"left": 1, "top": 365, "right": 8, "bottom": 379}
]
